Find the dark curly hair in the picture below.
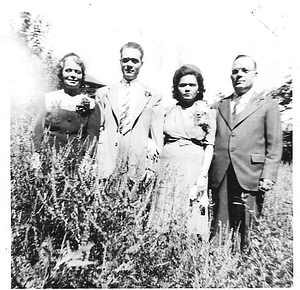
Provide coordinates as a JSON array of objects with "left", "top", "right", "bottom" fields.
[
  {"left": 57, "top": 52, "right": 86, "bottom": 88},
  {"left": 172, "top": 64, "right": 205, "bottom": 102}
]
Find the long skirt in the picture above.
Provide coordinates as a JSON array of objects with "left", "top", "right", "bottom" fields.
[{"left": 147, "top": 141, "right": 209, "bottom": 238}]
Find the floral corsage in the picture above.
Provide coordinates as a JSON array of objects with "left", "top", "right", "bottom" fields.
[
  {"left": 192, "top": 101, "right": 211, "bottom": 134},
  {"left": 76, "top": 97, "right": 95, "bottom": 117}
]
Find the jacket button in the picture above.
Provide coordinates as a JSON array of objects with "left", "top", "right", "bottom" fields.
[
  {"left": 230, "top": 148, "right": 234, "bottom": 152},
  {"left": 231, "top": 133, "right": 235, "bottom": 137},
  {"left": 67, "top": 118, "right": 71, "bottom": 122}
]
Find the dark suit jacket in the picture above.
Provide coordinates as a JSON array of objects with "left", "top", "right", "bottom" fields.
[
  {"left": 209, "top": 91, "right": 283, "bottom": 191},
  {"left": 96, "top": 81, "right": 164, "bottom": 178}
]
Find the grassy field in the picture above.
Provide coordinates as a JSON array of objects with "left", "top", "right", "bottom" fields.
[{"left": 11, "top": 110, "right": 293, "bottom": 288}]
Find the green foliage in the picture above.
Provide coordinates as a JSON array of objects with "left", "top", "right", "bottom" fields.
[
  {"left": 268, "top": 77, "right": 293, "bottom": 163},
  {"left": 11, "top": 112, "right": 293, "bottom": 288},
  {"left": 269, "top": 77, "right": 292, "bottom": 111},
  {"left": 17, "top": 12, "right": 59, "bottom": 90}
]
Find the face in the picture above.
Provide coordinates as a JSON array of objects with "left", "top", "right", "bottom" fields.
[
  {"left": 120, "top": 47, "right": 143, "bottom": 82},
  {"left": 177, "top": 74, "right": 199, "bottom": 105},
  {"left": 62, "top": 57, "right": 83, "bottom": 89},
  {"left": 231, "top": 56, "right": 257, "bottom": 96}
]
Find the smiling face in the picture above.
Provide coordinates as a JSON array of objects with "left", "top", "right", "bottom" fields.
[
  {"left": 120, "top": 47, "right": 143, "bottom": 82},
  {"left": 62, "top": 57, "right": 83, "bottom": 90},
  {"left": 177, "top": 74, "right": 199, "bottom": 105},
  {"left": 231, "top": 56, "right": 257, "bottom": 96}
]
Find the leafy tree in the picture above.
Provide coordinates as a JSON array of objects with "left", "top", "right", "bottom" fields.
[
  {"left": 269, "top": 77, "right": 292, "bottom": 112},
  {"left": 17, "top": 12, "right": 59, "bottom": 90},
  {"left": 268, "top": 77, "right": 293, "bottom": 163}
]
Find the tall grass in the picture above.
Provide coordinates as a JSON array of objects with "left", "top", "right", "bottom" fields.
[{"left": 11, "top": 111, "right": 293, "bottom": 288}]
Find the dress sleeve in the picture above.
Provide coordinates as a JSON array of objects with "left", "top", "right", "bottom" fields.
[
  {"left": 205, "top": 108, "right": 216, "bottom": 146},
  {"left": 95, "top": 87, "right": 108, "bottom": 131},
  {"left": 32, "top": 95, "right": 47, "bottom": 152},
  {"left": 150, "top": 91, "right": 164, "bottom": 153},
  {"left": 86, "top": 102, "right": 101, "bottom": 153}
]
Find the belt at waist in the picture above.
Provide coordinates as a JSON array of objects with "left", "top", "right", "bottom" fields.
[{"left": 164, "top": 135, "right": 206, "bottom": 146}]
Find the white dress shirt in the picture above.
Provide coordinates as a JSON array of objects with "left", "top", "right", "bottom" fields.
[{"left": 231, "top": 87, "right": 255, "bottom": 115}]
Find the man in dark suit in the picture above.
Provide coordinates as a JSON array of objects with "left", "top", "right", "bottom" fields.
[
  {"left": 96, "top": 42, "right": 164, "bottom": 182},
  {"left": 209, "top": 55, "right": 283, "bottom": 249}
]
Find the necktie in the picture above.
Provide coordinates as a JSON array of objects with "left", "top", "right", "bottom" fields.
[
  {"left": 119, "top": 83, "right": 131, "bottom": 135},
  {"left": 232, "top": 97, "right": 241, "bottom": 123}
]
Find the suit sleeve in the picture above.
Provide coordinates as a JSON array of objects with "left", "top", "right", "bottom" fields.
[
  {"left": 150, "top": 92, "right": 164, "bottom": 153},
  {"left": 261, "top": 99, "right": 283, "bottom": 182}
]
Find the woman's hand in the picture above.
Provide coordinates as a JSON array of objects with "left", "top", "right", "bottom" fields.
[
  {"left": 147, "top": 138, "right": 160, "bottom": 161},
  {"left": 189, "top": 182, "right": 209, "bottom": 206},
  {"left": 189, "top": 185, "right": 198, "bottom": 200},
  {"left": 196, "top": 174, "right": 208, "bottom": 193}
]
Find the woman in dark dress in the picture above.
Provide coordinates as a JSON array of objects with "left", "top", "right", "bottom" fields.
[{"left": 33, "top": 53, "right": 101, "bottom": 165}]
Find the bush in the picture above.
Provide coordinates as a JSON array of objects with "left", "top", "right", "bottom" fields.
[{"left": 11, "top": 112, "right": 293, "bottom": 288}]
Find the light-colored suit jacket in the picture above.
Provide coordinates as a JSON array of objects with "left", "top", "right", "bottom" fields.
[
  {"left": 96, "top": 81, "right": 164, "bottom": 179},
  {"left": 209, "top": 91, "right": 283, "bottom": 191}
]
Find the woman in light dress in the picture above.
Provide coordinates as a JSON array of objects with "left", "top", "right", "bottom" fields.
[{"left": 148, "top": 65, "right": 216, "bottom": 238}]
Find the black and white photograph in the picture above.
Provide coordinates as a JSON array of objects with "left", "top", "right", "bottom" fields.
[{"left": 2, "top": 0, "right": 296, "bottom": 288}]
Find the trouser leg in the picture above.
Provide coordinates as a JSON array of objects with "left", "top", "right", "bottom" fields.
[
  {"left": 211, "top": 174, "right": 230, "bottom": 237},
  {"left": 228, "top": 163, "right": 264, "bottom": 250},
  {"left": 234, "top": 192, "right": 264, "bottom": 250},
  {"left": 227, "top": 164, "right": 263, "bottom": 250},
  {"left": 210, "top": 164, "right": 264, "bottom": 249},
  {"left": 227, "top": 164, "right": 243, "bottom": 231}
]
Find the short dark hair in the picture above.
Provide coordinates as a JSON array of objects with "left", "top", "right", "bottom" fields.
[
  {"left": 57, "top": 52, "right": 86, "bottom": 87},
  {"left": 172, "top": 65, "right": 205, "bottom": 102},
  {"left": 233, "top": 54, "right": 257, "bottom": 69},
  {"left": 120, "top": 42, "right": 144, "bottom": 60}
]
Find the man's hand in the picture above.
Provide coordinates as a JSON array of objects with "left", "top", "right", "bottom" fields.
[
  {"left": 146, "top": 138, "right": 160, "bottom": 161},
  {"left": 259, "top": 178, "right": 274, "bottom": 192}
]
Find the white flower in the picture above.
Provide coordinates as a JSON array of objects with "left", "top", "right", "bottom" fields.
[
  {"left": 83, "top": 96, "right": 95, "bottom": 109},
  {"left": 76, "top": 96, "right": 95, "bottom": 116},
  {"left": 192, "top": 101, "right": 211, "bottom": 133}
]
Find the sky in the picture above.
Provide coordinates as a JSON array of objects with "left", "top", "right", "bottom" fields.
[{"left": 4, "top": 0, "right": 293, "bottom": 106}]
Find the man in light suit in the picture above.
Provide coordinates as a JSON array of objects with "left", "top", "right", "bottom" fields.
[
  {"left": 209, "top": 55, "right": 282, "bottom": 249},
  {"left": 96, "top": 42, "right": 164, "bottom": 182}
]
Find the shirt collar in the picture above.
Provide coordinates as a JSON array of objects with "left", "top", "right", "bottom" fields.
[
  {"left": 232, "top": 87, "right": 255, "bottom": 102},
  {"left": 120, "top": 78, "right": 139, "bottom": 86}
]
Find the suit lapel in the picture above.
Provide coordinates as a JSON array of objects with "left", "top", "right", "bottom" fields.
[
  {"left": 131, "top": 83, "right": 151, "bottom": 127},
  {"left": 233, "top": 91, "right": 261, "bottom": 128},
  {"left": 106, "top": 82, "right": 151, "bottom": 128},
  {"left": 218, "top": 96, "right": 233, "bottom": 130},
  {"left": 106, "top": 83, "right": 120, "bottom": 123}
]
